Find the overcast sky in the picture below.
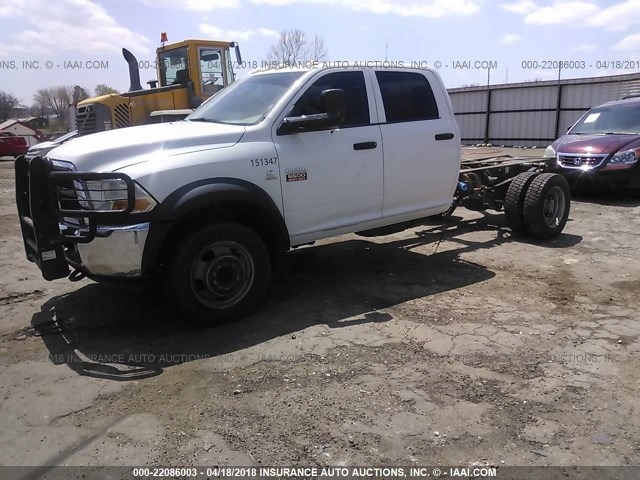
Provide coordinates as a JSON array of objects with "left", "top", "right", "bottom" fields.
[{"left": 1, "top": 0, "right": 639, "bottom": 106}]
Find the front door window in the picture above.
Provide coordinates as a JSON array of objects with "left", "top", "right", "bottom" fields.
[{"left": 199, "top": 48, "right": 224, "bottom": 94}]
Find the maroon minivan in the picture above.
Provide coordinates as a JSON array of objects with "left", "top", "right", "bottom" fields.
[{"left": 546, "top": 97, "right": 640, "bottom": 190}]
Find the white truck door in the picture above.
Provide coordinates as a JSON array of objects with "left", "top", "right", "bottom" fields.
[
  {"left": 372, "top": 70, "right": 460, "bottom": 217},
  {"left": 273, "top": 70, "right": 383, "bottom": 240}
]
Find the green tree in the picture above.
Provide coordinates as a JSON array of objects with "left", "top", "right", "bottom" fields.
[
  {"left": 72, "top": 85, "right": 90, "bottom": 104},
  {"left": 94, "top": 84, "right": 119, "bottom": 96}
]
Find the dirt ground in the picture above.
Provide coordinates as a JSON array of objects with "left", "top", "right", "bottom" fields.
[{"left": 1, "top": 148, "right": 639, "bottom": 472}]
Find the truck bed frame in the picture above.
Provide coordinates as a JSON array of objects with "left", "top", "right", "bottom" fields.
[{"left": 452, "top": 155, "right": 557, "bottom": 215}]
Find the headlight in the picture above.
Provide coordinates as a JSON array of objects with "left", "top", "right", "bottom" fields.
[
  {"left": 609, "top": 148, "right": 639, "bottom": 165},
  {"left": 123, "top": 182, "right": 157, "bottom": 213},
  {"left": 543, "top": 145, "right": 556, "bottom": 158},
  {"left": 78, "top": 179, "right": 157, "bottom": 213}
]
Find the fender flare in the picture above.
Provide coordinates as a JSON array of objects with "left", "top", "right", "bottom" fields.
[{"left": 142, "top": 178, "right": 289, "bottom": 274}]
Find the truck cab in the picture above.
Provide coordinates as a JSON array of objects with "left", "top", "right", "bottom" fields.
[
  {"left": 16, "top": 65, "right": 463, "bottom": 323},
  {"left": 155, "top": 39, "right": 237, "bottom": 97}
]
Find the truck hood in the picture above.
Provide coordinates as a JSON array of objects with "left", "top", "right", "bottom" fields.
[
  {"left": 553, "top": 134, "right": 640, "bottom": 155},
  {"left": 47, "top": 121, "right": 245, "bottom": 172}
]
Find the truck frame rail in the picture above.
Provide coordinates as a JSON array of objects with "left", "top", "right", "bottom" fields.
[{"left": 450, "top": 155, "right": 557, "bottom": 215}]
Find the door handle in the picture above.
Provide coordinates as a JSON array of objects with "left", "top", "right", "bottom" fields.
[
  {"left": 435, "top": 133, "right": 455, "bottom": 141},
  {"left": 353, "top": 141, "right": 378, "bottom": 150}
]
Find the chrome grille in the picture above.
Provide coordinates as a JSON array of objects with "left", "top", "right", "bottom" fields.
[{"left": 558, "top": 153, "right": 607, "bottom": 169}]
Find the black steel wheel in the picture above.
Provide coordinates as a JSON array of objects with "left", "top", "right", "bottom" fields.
[
  {"left": 504, "top": 171, "right": 539, "bottom": 235},
  {"left": 523, "top": 173, "right": 571, "bottom": 239},
  {"left": 167, "top": 223, "right": 271, "bottom": 324}
]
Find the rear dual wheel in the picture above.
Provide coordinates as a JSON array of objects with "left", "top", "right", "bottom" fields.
[
  {"left": 505, "top": 172, "right": 570, "bottom": 239},
  {"left": 523, "top": 173, "right": 571, "bottom": 239},
  {"left": 504, "top": 171, "right": 539, "bottom": 235}
]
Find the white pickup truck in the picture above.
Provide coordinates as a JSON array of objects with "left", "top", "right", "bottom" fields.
[{"left": 15, "top": 65, "right": 571, "bottom": 323}]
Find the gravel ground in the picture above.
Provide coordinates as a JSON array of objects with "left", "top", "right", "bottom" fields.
[{"left": 1, "top": 148, "right": 639, "bottom": 474}]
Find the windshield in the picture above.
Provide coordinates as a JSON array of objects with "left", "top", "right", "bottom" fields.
[
  {"left": 187, "top": 72, "right": 305, "bottom": 125},
  {"left": 570, "top": 104, "right": 640, "bottom": 135},
  {"left": 158, "top": 47, "right": 189, "bottom": 86}
]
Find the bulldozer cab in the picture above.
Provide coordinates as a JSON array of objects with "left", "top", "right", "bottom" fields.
[
  {"left": 74, "top": 37, "right": 240, "bottom": 136},
  {"left": 156, "top": 39, "right": 236, "bottom": 98}
]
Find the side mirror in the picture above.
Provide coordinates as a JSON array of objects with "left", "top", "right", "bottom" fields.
[
  {"left": 277, "top": 88, "right": 346, "bottom": 135},
  {"left": 321, "top": 88, "right": 346, "bottom": 123}
]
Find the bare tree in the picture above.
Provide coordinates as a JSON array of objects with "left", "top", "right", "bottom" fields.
[
  {"left": 33, "top": 86, "right": 73, "bottom": 122},
  {"left": 29, "top": 104, "right": 43, "bottom": 117},
  {"left": 0, "top": 91, "right": 20, "bottom": 122},
  {"left": 94, "top": 84, "right": 119, "bottom": 96},
  {"left": 310, "top": 35, "right": 328, "bottom": 62},
  {"left": 266, "top": 29, "right": 328, "bottom": 66},
  {"left": 32, "top": 93, "right": 48, "bottom": 118}
]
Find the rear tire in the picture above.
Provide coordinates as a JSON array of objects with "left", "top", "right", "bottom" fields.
[
  {"left": 504, "top": 172, "right": 539, "bottom": 235},
  {"left": 166, "top": 223, "right": 271, "bottom": 324},
  {"left": 523, "top": 173, "right": 571, "bottom": 239}
]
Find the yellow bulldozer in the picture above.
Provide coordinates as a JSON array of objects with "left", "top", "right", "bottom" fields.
[{"left": 74, "top": 34, "right": 241, "bottom": 136}]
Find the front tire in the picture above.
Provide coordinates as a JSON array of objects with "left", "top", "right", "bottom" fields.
[
  {"left": 167, "top": 223, "right": 271, "bottom": 324},
  {"left": 523, "top": 173, "right": 571, "bottom": 239}
]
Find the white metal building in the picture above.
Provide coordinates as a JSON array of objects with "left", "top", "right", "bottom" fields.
[
  {"left": 448, "top": 72, "right": 640, "bottom": 148},
  {"left": 0, "top": 119, "right": 44, "bottom": 146}
]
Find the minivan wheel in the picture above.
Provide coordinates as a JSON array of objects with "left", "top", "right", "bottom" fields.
[
  {"left": 523, "top": 173, "right": 571, "bottom": 239},
  {"left": 167, "top": 223, "right": 271, "bottom": 324}
]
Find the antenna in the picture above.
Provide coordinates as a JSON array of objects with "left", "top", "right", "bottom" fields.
[{"left": 385, "top": 42, "right": 388, "bottom": 62}]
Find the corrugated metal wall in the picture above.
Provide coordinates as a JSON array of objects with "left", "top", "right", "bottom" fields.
[{"left": 448, "top": 72, "right": 640, "bottom": 147}]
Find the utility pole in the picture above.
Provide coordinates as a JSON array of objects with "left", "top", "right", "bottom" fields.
[
  {"left": 484, "top": 67, "right": 492, "bottom": 144},
  {"left": 554, "top": 64, "right": 563, "bottom": 139}
]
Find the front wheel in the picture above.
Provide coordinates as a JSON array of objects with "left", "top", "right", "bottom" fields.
[
  {"left": 523, "top": 173, "right": 571, "bottom": 239},
  {"left": 166, "top": 223, "right": 271, "bottom": 324}
]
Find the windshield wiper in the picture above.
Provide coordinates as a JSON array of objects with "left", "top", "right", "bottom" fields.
[
  {"left": 188, "top": 117, "right": 222, "bottom": 124},
  {"left": 600, "top": 132, "right": 636, "bottom": 135}
]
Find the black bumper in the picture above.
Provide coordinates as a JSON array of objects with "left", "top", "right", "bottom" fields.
[{"left": 14, "top": 155, "right": 136, "bottom": 280}]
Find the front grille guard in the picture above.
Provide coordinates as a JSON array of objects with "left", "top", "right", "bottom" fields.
[{"left": 15, "top": 155, "right": 136, "bottom": 280}]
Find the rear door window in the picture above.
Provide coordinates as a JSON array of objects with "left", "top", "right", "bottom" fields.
[{"left": 375, "top": 71, "right": 439, "bottom": 123}]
